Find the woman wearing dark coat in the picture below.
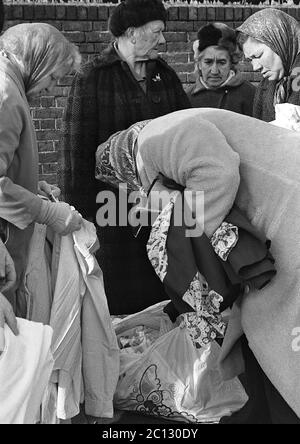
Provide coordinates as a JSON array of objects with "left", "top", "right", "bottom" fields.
[
  {"left": 60, "top": 0, "right": 190, "bottom": 316},
  {"left": 188, "top": 23, "right": 255, "bottom": 116}
]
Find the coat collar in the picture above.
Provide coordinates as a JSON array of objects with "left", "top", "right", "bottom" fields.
[{"left": 191, "top": 70, "right": 245, "bottom": 95}]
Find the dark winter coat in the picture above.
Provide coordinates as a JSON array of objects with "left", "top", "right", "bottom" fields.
[
  {"left": 187, "top": 72, "right": 255, "bottom": 117},
  {"left": 59, "top": 44, "right": 190, "bottom": 315}
]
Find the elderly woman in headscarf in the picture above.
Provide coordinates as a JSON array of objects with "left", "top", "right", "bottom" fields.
[
  {"left": 188, "top": 22, "right": 255, "bottom": 116},
  {"left": 237, "top": 8, "right": 300, "bottom": 123},
  {"left": 0, "top": 23, "right": 83, "bottom": 316}
]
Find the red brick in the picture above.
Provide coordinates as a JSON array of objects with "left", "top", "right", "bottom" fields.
[
  {"left": 87, "top": 6, "right": 98, "bottom": 21},
  {"left": 66, "top": 6, "right": 77, "bottom": 21},
  {"left": 56, "top": 97, "right": 68, "bottom": 108},
  {"left": 171, "top": 63, "right": 194, "bottom": 74},
  {"left": 23, "top": 5, "right": 34, "bottom": 21},
  {"left": 162, "top": 53, "right": 189, "bottom": 64},
  {"left": 43, "top": 5, "right": 56, "bottom": 21},
  {"left": 193, "top": 21, "right": 207, "bottom": 32},
  {"left": 77, "top": 6, "right": 88, "bottom": 21},
  {"left": 167, "top": 6, "right": 178, "bottom": 21},
  {"left": 63, "top": 32, "right": 85, "bottom": 44},
  {"left": 167, "top": 42, "right": 191, "bottom": 53},
  {"left": 188, "top": 31, "right": 198, "bottom": 43},
  {"left": 34, "top": 108, "right": 64, "bottom": 119},
  {"left": 56, "top": 119, "right": 63, "bottom": 130},
  {"left": 98, "top": 5, "right": 109, "bottom": 21},
  {"left": 3, "top": 5, "right": 13, "bottom": 21},
  {"left": 41, "top": 120, "right": 56, "bottom": 130},
  {"left": 63, "top": 21, "right": 92, "bottom": 32},
  {"left": 94, "top": 43, "right": 109, "bottom": 54},
  {"left": 56, "top": 5, "right": 66, "bottom": 21},
  {"left": 164, "top": 32, "right": 187, "bottom": 43},
  {"left": 39, "top": 152, "right": 58, "bottom": 163},
  {"left": 188, "top": 6, "right": 198, "bottom": 22},
  {"left": 38, "top": 142, "right": 55, "bottom": 152},
  {"left": 207, "top": 7, "right": 216, "bottom": 22},
  {"left": 217, "top": 7, "right": 226, "bottom": 21},
  {"left": 243, "top": 7, "right": 253, "bottom": 20},
  {"left": 234, "top": 7, "right": 243, "bottom": 22},
  {"left": 79, "top": 43, "right": 96, "bottom": 54},
  {"left": 36, "top": 130, "right": 60, "bottom": 142},
  {"left": 224, "top": 6, "right": 234, "bottom": 22},
  {"left": 178, "top": 6, "right": 189, "bottom": 22},
  {"left": 42, "top": 163, "right": 58, "bottom": 174},
  {"left": 33, "top": 120, "right": 40, "bottom": 130},
  {"left": 41, "top": 97, "right": 55, "bottom": 108},
  {"left": 93, "top": 21, "right": 109, "bottom": 32},
  {"left": 29, "top": 98, "right": 41, "bottom": 108},
  {"left": 198, "top": 6, "right": 207, "bottom": 21},
  {"left": 34, "top": 5, "right": 46, "bottom": 20},
  {"left": 166, "top": 21, "right": 193, "bottom": 32}
]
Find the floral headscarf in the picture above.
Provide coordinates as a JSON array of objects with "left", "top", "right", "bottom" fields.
[
  {"left": 238, "top": 8, "right": 300, "bottom": 104},
  {"left": 0, "top": 23, "right": 81, "bottom": 97}
]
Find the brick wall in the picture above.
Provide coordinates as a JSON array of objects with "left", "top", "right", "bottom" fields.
[{"left": 3, "top": 3, "right": 300, "bottom": 184}]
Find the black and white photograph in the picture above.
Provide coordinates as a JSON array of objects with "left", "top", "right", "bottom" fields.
[{"left": 0, "top": 0, "right": 300, "bottom": 427}]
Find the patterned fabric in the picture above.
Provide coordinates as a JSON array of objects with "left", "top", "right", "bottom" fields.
[
  {"left": 95, "top": 120, "right": 150, "bottom": 193},
  {"left": 147, "top": 193, "right": 226, "bottom": 348},
  {"left": 210, "top": 222, "right": 239, "bottom": 262}
]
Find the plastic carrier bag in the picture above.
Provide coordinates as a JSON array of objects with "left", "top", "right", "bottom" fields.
[{"left": 113, "top": 301, "right": 248, "bottom": 424}]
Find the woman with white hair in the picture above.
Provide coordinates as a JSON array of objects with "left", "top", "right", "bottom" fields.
[{"left": 0, "top": 23, "right": 83, "bottom": 315}]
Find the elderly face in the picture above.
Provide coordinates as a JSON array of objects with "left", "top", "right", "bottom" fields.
[
  {"left": 198, "top": 46, "right": 231, "bottom": 88},
  {"left": 27, "top": 65, "right": 70, "bottom": 99},
  {"left": 242, "top": 36, "right": 284, "bottom": 81},
  {"left": 133, "top": 20, "right": 165, "bottom": 60}
]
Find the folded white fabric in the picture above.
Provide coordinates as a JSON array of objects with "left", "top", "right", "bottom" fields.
[
  {"left": 270, "top": 103, "right": 300, "bottom": 131},
  {"left": 0, "top": 318, "right": 53, "bottom": 424}
]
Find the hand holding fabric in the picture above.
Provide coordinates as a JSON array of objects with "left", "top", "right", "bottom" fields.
[
  {"left": 36, "top": 200, "right": 83, "bottom": 236},
  {"left": 0, "top": 292, "right": 19, "bottom": 344},
  {"left": 0, "top": 239, "right": 16, "bottom": 292},
  {"left": 37, "top": 180, "right": 61, "bottom": 199}
]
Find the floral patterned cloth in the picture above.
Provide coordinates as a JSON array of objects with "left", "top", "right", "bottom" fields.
[
  {"left": 147, "top": 192, "right": 226, "bottom": 348},
  {"left": 210, "top": 222, "right": 239, "bottom": 262},
  {"left": 95, "top": 119, "right": 151, "bottom": 194}
]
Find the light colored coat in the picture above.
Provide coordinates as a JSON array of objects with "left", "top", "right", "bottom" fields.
[{"left": 0, "top": 56, "right": 42, "bottom": 304}]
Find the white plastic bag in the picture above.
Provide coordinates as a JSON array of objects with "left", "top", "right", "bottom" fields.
[{"left": 113, "top": 302, "right": 248, "bottom": 423}]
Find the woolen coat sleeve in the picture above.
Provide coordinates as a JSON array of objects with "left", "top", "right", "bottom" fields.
[
  {"left": 0, "top": 92, "right": 42, "bottom": 229},
  {"left": 59, "top": 66, "right": 99, "bottom": 220}
]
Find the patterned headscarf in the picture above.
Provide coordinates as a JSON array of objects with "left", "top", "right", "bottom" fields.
[
  {"left": 0, "top": 23, "right": 81, "bottom": 97},
  {"left": 238, "top": 8, "right": 300, "bottom": 104}
]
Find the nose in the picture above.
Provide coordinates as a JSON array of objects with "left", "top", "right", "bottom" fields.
[
  {"left": 210, "top": 62, "right": 219, "bottom": 75},
  {"left": 251, "top": 59, "right": 262, "bottom": 72},
  {"left": 158, "top": 32, "right": 166, "bottom": 45}
]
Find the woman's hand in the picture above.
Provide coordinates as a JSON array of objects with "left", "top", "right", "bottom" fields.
[
  {"left": 0, "top": 240, "right": 16, "bottom": 292},
  {"left": 0, "top": 292, "right": 19, "bottom": 336},
  {"left": 38, "top": 180, "right": 61, "bottom": 199}
]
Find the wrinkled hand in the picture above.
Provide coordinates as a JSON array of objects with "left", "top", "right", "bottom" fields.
[
  {"left": 51, "top": 202, "right": 83, "bottom": 236},
  {"left": 0, "top": 240, "right": 16, "bottom": 292},
  {"left": 0, "top": 292, "right": 18, "bottom": 336},
  {"left": 38, "top": 180, "right": 61, "bottom": 199}
]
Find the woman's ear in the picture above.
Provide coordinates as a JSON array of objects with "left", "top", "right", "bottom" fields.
[
  {"left": 126, "top": 27, "right": 136, "bottom": 44},
  {"left": 193, "top": 39, "right": 200, "bottom": 62}
]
